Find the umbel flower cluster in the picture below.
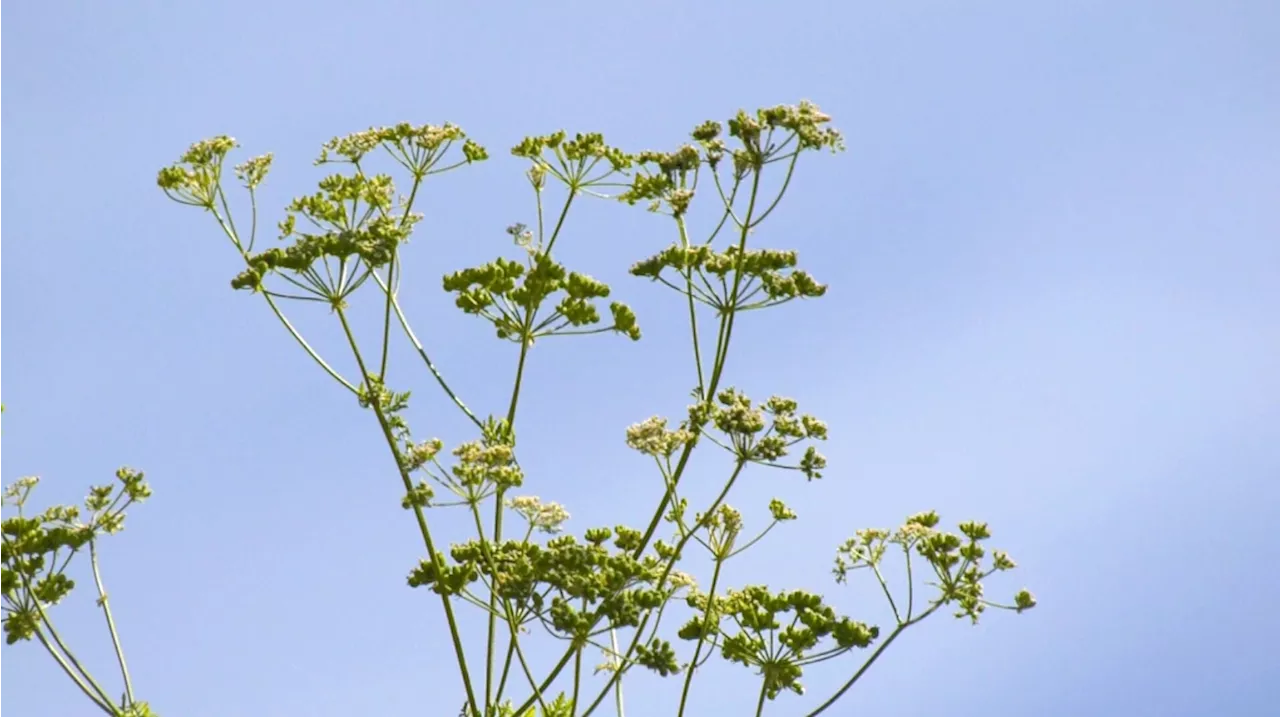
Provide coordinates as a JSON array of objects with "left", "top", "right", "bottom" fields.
[
  {"left": 2, "top": 463, "right": 158, "bottom": 717},
  {"left": 3, "top": 101, "right": 1035, "bottom": 717}
]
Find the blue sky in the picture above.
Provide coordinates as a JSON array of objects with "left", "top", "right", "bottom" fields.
[{"left": 4, "top": 1, "right": 1278, "bottom": 715}]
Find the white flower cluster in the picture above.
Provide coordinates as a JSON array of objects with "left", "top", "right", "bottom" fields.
[
  {"left": 625, "top": 416, "right": 693, "bottom": 457},
  {"left": 507, "top": 495, "right": 570, "bottom": 534}
]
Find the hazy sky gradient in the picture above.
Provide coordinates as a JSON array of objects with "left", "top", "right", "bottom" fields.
[{"left": 4, "top": 1, "right": 1278, "bottom": 715}]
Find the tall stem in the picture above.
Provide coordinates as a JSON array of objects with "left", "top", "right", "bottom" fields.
[
  {"left": 575, "top": 461, "right": 747, "bottom": 717},
  {"left": 676, "top": 218, "right": 706, "bottom": 397},
  {"left": 379, "top": 171, "right": 425, "bottom": 380},
  {"left": 0, "top": 535, "right": 115, "bottom": 714},
  {"left": 90, "top": 540, "right": 135, "bottom": 707},
  {"left": 570, "top": 645, "right": 584, "bottom": 715},
  {"left": 335, "top": 307, "right": 481, "bottom": 717},
  {"left": 33, "top": 630, "right": 118, "bottom": 715},
  {"left": 377, "top": 253, "right": 397, "bottom": 380},
  {"left": 485, "top": 330, "right": 532, "bottom": 712},
  {"left": 488, "top": 189, "right": 575, "bottom": 712},
  {"left": 27, "top": 587, "right": 117, "bottom": 710},
  {"left": 492, "top": 634, "right": 518, "bottom": 707},
  {"left": 676, "top": 557, "right": 725, "bottom": 715},
  {"left": 610, "top": 629, "right": 626, "bottom": 717},
  {"left": 633, "top": 166, "right": 763, "bottom": 557}
]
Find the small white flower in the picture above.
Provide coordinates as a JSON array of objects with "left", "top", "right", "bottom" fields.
[{"left": 508, "top": 496, "right": 570, "bottom": 534}]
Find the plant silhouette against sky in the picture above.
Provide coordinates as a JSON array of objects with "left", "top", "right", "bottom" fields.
[{"left": 3, "top": 101, "right": 1035, "bottom": 717}]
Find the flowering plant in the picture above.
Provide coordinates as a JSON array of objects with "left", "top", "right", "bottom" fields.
[{"left": 3, "top": 101, "right": 1035, "bottom": 716}]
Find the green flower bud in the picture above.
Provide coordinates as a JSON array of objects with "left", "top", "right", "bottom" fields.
[
  {"left": 633, "top": 638, "right": 680, "bottom": 677},
  {"left": 768, "top": 499, "right": 797, "bottom": 521}
]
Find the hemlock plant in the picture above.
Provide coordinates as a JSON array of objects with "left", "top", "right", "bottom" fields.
[
  {"left": 3, "top": 101, "right": 1036, "bottom": 716},
  {"left": 2, "top": 436, "right": 157, "bottom": 716}
]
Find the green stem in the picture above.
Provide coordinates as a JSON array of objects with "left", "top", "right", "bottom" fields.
[
  {"left": 578, "top": 461, "right": 748, "bottom": 717},
  {"left": 90, "top": 541, "right": 135, "bottom": 707},
  {"left": 542, "top": 191, "right": 576, "bottom": 255},
  {"left": 210, "top": 211, "right": 358, "bottom": 395},
  {"left": 334, "top": 307, "right": 481, "bottom": 717},
  {"left": 39, "top": 614, "right": 117, "bottom": 710},
  {"left": 754, "top": 678, "right": 769, "bottom": 717},
  {"left": 871, "top": 563, "right": 901, "bottom": 625},
  {"left": 746, "top": 151, "right": 800, "bottom": 229},
  {"left": 377, "top": 253, "right": 397, "bottom": 380},
  {"left": 506, "top": 339, "right": 531, "bottom": 430},
  {"left": 725, "top": 521, "right": 779, "bottom": 560},
  {"left": 377, "top": 170, "right": 424, "bottom": 380},
  {"left": 493, "top": 640, "right": 518, "bottom": 707},
  {"left": 512, "top": 627, "right": 553, "bottom": 716},
  {"left": 905, "top": 547, "right": 916, "bottom": 621},
  {"left": 633, "top": 166, "right": 763, "bottom": 555},
  {"left": 676, "top": 556, "right": 725, "bottom": 716},
  {"left": 571, "top": 645, "right": 583, "bottom": 715},
  {"left": 260, "top": 309, "right": 353, "bottom": 390},
  {"left": 486, "top": 329, "right": 533, "bottom": 712},
  {"left": 469, "top": 498, "right": 533, "bottom": 717},
  {"left": 247, "top": 186, "right": 259, "bottom": 252},
  {"left": 801, "top": 605, "right": 940, "bottom": 717},
  {"left": 370, "top": 271, "right": 484, "bottom": 429},
  {"left": 33, "top": 629, "right": 118, "bottom": 715},
  {"left": 676, "top": 218, "right": 706, "bottom": 397},
  {"left": 610, "top": 629, "right": 626, "bottom": 717},
  {"left": 484, "top": 561, "right": 498, "bottom": 711},
  {"left": 510, "top": 649, "right": 575, "bottom": 716}
]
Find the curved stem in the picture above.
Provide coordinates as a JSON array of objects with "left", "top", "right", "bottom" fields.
[
  {"left": 377, "top": 254, "right": 397, "bottom": 380},
  {"left": 210, "top": 210, "right": 357, "bottom": 395},
  {"left": 247, "top": 187, "right": 259, "bottom": 252},
  {"left": 725, "top": 521, "right": 779, "bottom": 560},
  {"left": 753, "top": 678, "right": 769, "bottom": 717},
  {"left": 802, "top": 605, "right": 940, "bottom": 717},
  {"left": 261, "top": 293, "right": 358, "bottom": 394},
  {"left": 377, "top": 171, "right": 425, "bottom": 380},
  {"left": 746, "top": 150, "right": 800, "bottom": 229},
  {"left": 905, "top": 547, "right": 916, "bottom": 621},
  {"left": 370, "top": 271, "right": 484, "bottom": 429}
]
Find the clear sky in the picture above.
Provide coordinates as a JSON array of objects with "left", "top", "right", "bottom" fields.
[{"left": 3, "top": 1, "right": 1278, "bottom": 715}]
